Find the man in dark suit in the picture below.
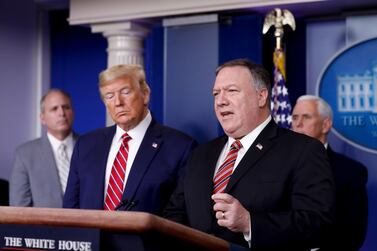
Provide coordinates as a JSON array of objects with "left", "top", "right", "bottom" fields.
[
  {"left": 63, "top": 64, "right": 196, "bottom": 215},
  {"left": 164, "top": 59, "right": 335, "bottom": 250},
  {"left": 10, "top": 89, "right": 78, "bottom": 208},
  {"left": 292, "top": 95, "right": 368, "bottom": 251}
]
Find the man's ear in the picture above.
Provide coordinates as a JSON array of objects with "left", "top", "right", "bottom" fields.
[
  {"left": 322, "top": 117, "right": 333, "bottom": 134},
  {"left": 40, "top": 112, "right": 46, "bottom": 126},
  {"left": 258, "top": 88, "right": 269, "bottom": 107},
  {"left": 143, "top": 85, "right": 151, "bottom": 106}
]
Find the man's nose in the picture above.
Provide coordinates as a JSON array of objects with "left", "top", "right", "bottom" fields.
[
  {"left": 216, "top": 92, "right": 228, "bottom": 106},
  {"left": 57, "top": 106, "right": 65, "bottom": 116},
  {"left": 114, "top": 93, "right": 123, "bottom": 106},
  {"left": 293, "top": 117, "right": 303, "bottom": 128}
]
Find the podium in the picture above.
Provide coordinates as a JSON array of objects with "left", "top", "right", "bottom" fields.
[{"left": 0, "top": 206, "right": 229, "bottom": 251}]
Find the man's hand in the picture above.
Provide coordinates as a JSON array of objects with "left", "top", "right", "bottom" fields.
[{"left": 212, "top": 193, "right": 251, "bottom": 233}]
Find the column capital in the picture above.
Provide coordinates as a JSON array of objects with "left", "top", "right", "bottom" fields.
[
  {"left": 91, "top": 21, "right": 149, "bottom": 38},
  {"left": 91, "top": 21, "right": 150, "bottom": 126}
]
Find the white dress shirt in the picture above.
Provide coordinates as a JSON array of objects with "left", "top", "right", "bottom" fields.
[
  {"left": 47, "top": 132, "right": 75, "bottom": 165},
  {"left": 214, "top": 116, "right": 272, "bottom": 175},
  {"left": 103, "top": 111, "right": 152, "bottom": 200}
]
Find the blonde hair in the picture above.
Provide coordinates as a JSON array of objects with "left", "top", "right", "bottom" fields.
[{"left": 99, "top": 64, "right": 149, "bottom": 91}]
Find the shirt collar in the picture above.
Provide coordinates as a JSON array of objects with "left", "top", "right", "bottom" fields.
[
  {"left": 47, "top": 132, "right": 74, "bottom": 151},
  {"left": 227, "top": 116, "right": 272, "bottom": 151},
  {"left": 114, "top": 111, "right": 152, "bottom": 143}
]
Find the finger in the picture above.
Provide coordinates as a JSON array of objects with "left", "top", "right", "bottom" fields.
[
  {"left": 212, "top": 193, "right": 234, "bottom": 204},
  {"left": 217, "top": 218, "right": 228, "bottom": 227},
  {"left": 215, "top": 211, "right": 226, "bottom": 220},
  {"left": 213, "top": 201, "right": 228, "bottom": 212}
]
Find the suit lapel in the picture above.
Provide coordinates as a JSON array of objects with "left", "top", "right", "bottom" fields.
[
  {"left": 94, "top": 126, "right": 116, "bottom": 207},
  {"left": 202, "top": 137, "right": 228, "bottom": 222},
  {"left": 225, "top": 120, "right": 279, "bottom": 193},
  {"left": 122, "top": 120, "right": 162, "bottom": 202},
  {"left": 204, "top": 136, "right": 228, "bottom": 193},
  {"left": 40, "top": 136, "right": 63, "bottom": 198}
]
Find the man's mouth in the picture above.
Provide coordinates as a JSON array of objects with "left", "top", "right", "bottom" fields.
[
  {"left": 220, "top": 111, "right": 233, "bottom": 118},
  {"left": 57, "top": 120, "right": 68, "bottom": 125},
  {"left": 116, "top": 111, "right": 128, "bottom": 117}
]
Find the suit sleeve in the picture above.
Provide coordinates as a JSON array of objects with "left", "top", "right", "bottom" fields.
[
  {"left": 251, "top": 139, "right": 335, "bottom": 250},
  {"left": 63, "top": 139, "right": 81, "bottom": 208},
  {"left": 163, "top": 149, "right": 196, "bottom": 225},
  {"left": 9, "top": 148, "right": 33, "bottom": 207}
]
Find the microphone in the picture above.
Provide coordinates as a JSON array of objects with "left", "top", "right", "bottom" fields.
[
  {"left": 114, "top": 199, "right": 128, "bottom": 211},
  {"left": 124, "top": 200, "right": 139, "bottom": 211}
]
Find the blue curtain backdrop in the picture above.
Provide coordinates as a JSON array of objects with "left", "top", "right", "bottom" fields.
[
  {"left": 144, "top": 24, "right": 164, "bottom": 124},
  {"left": 50, "top": 10, "right": 107, "bottom": 134}
]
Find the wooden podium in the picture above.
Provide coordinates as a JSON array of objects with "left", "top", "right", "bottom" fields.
[{"left": 0, "top": 206, "right": 229, "bottom": 251}]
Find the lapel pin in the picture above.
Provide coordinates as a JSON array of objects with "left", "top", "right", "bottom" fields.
[
  {"left": 152, "top": 142, "right": 158, "bottom": 149},
  {"left": 256, "top": 143, "right": 263, "bottom": 150}
]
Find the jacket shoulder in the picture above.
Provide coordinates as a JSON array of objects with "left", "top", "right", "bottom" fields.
[{"left": 15, "top": 137, "right": 45, "bottom": 154}]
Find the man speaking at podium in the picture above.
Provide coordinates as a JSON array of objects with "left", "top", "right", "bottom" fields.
[
  {"left": 63, "top": 64, "right": 196, "bottom": 215},
  {"left": 164, "top": 59, "right": 335, "bottom": 250}
]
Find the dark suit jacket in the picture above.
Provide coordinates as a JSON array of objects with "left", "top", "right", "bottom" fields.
[
  {"left": 164, "top": 120, "right": 335, "bottom": 251},
  {"left": 318, "top": 147, "right": 368, "bottom": 251},
  {"left": 63, "top": 120, "right": 196, "bottom": 216},
  {"left": 0, "top": 178, "right": 9, "bottom": 206}
]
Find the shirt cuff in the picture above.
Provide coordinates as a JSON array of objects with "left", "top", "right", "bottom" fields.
[{"left": 242, "top": 213, "right": 252, "bottom": 247}]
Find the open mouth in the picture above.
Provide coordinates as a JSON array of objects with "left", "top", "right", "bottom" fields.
[{"left": 220, "top": 111, "right": 233, "bottom": 118}]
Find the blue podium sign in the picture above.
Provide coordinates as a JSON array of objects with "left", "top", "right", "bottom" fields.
[
  {"left": 0, "top": 224, "right": 99, "bottom": 251},
  {"left": 318, "top": 37, "right": 377, "bottom": 153}
]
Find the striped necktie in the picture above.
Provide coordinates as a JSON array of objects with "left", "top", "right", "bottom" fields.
[
  {"left": 213, "top": 140, "right": 242, "bottom": 194},
  {"left": 104, "top": 133, "right": 131, "bottom": 211},
  {"left": 57, "top": 143, "right": 70, "bottom": 193}
]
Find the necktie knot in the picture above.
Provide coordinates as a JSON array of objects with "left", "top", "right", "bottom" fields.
[
  {"left": 231, "top": 140, "right": 242, "bottom": 151},
  {"left": 58, "top": 143, "right": 66, "bottom": 151},
  {"left": 121, "top": 133, "right": 132, "bottom": 144},
  {"left": 58, "top": 143, "right": 68, "bottom": 160}
]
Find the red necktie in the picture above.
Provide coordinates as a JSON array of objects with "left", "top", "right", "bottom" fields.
[
  {"left": 213, "top": 140, "right": 242, "bottom": 194},
  {"left": 104, "top": 133, "right": 131, "bottom": 210}
]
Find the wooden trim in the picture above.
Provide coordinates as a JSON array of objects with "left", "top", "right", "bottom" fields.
[{"left": 0, "top": 206, "right": 229, "bottom": 251}]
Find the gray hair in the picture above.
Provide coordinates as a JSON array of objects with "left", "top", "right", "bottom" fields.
[
  {"left": 296, "top": 95, "right": 333, "bottom": 120},
  {"left": 40, "top": 89, "right": 72, "bottom": 113}
]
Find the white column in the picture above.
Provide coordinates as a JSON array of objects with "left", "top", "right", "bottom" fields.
[{"left": 91, "top": 21, "right": 149, "bottom": 125}]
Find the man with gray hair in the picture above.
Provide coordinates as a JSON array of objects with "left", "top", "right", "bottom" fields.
[
  {"left": 292, "top": 94, "right": 368, "bottom": 251},
  {"left": 10, "top": 89, "right": 78, "bottom": 207}
]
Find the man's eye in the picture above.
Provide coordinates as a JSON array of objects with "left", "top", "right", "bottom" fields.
[
  {"left": 104, "top": 93, "right": 114, "bottom": 99},
  {"left": 120, "top": 89, "right": 131, "bottom": 95}
]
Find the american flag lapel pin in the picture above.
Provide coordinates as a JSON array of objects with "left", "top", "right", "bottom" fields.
[
  {"left": 152, "top": 142, "right": 158, "bottom": 149},
  {"left": 256, "top": 143, "right": 263, "bottom": 150}
]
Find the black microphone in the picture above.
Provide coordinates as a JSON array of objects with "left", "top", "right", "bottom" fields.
[
  {"left": 124, "top": 200, "right": 139, "bottom": 211},
  {"left": 114, "top": 199, "right": 128, "bottom": 211}
]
